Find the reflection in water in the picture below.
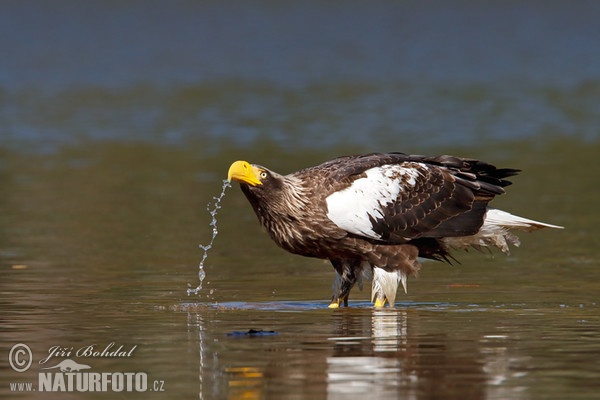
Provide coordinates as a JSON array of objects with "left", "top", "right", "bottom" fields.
[
  {"left": 328, "top": 309, "right": 411, "bottom": 399},
  {"left": 327, "top": 356, "right": 404, "bottom": 398},
  {"left": 225, "top": 367, "right": 264, "bottom": 400},
  {"left": 371, "top": 308, "right": 408, "bottom": 352},
  {"left": 188, "top": 308, "right": 265, "bottom": 400},
  {"left": 480, "top": 335, "right": 529, "bottom": 400},
  {"left": 328, "top": 309, "right": 533, "bottom": 400},
  {"left": 184, "top": 305, "right": 533, "bottom": 399},
  {"left": 187, "top": 312, "right": 207, "bottom": 400}
]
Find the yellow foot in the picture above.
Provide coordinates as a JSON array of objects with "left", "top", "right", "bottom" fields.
[
  {"left": 373, "top": 298, "right": 387, "bottom": 308},
  {"left": 328, "top": 295, "right": 349, "bottom": 308},
  {"left": 328, "top": 301, "right": 340, "bottom": 309}
]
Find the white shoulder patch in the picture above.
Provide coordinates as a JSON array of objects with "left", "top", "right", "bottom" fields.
[{"left": 325, "top": 163, "right": 427, "bottom": 239}]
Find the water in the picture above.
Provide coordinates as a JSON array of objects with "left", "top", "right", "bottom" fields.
[
  {"left": 187, "top": 179, "right": 231, "bottom": 296},
  {"left": 2, "top": 1, "right": 600, "bottom": 154},
  {"left": 1, "top": 1, "right": 600, "bottom": 399},
  {"left": 2, "top": 139, "right": 598, "bottom": 400}
]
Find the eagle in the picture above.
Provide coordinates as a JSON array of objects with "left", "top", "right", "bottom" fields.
[{"left": 227, "top": 153, "right": 562, "bottom": 308}]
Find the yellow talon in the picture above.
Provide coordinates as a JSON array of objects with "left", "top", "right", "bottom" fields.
[
  {"left": 329, "top": 294, "right": 349, "bottom": 308},
  {"left": 374, "top": 298, "right": 387, "bottom": 308}
]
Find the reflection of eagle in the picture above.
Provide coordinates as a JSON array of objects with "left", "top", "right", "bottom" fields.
[{"left": 228, "top": 153, "right": 562, "bottom": 308}]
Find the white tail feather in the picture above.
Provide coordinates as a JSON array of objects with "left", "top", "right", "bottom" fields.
[
  {"left": 484, "top": 209, "right": 564, "bottom": 231},
  {"left": 441, "top": 208, "right": 563, "bottom": 254}
]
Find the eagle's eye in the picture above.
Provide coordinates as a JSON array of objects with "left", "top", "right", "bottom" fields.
[{"left": 260, "top": 171, "right": 268, "bottom": 179}]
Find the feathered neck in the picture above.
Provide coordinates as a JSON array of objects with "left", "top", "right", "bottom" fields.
[
  {"left": 243, "top": 174, "right": 309, "bottom": 218},
  {"left": 240, "top": 173, "right": 313, "bottom": 251}
]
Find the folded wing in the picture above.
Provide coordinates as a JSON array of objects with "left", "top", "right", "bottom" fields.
[{"left": 324, "top": 153, "right": 518, "bottom": 243}]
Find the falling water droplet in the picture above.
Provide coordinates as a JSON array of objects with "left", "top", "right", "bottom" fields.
[{"left": 187, "top": 179, "right": 231, "bottom": 296}]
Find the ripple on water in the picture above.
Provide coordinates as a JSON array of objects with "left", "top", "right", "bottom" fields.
[
  {"left": 169, "top": 300, "right": 451, "bottom": 313},
  {"left": 165, "top": 300, "right": 599, "bottom": 315}
]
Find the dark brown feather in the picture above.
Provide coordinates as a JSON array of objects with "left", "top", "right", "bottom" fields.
[{"left": 238, "top": 152, "right": 517, "bottom": 269}]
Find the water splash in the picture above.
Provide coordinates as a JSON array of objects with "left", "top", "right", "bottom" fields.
[{"left": 187, "top": 179, "right": 231, "bottom": 296}]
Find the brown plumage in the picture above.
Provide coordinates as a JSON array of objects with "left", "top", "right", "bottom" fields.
[{"left": 227, "top": 152, "right": 562, "bottom": 308}]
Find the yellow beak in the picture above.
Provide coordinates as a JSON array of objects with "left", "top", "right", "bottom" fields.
[{"left": 227, "top": 160, "right": 263, "bottom": 186}]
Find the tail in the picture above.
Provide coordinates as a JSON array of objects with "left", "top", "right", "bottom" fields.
[
  {"left": 484, "top": 209, "right": 563, "bottom": 231},
  {"left": 441, "top": 208, "right": 563, "bottom": 254}
]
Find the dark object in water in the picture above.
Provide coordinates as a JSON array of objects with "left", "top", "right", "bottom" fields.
[{"left": 227, "top": 329, "right": 279, "bottom": 337}]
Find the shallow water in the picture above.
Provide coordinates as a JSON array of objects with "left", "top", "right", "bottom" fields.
[
  {"left": 1, "top": 139, "right": 598, "bottom": 399},
  {"left": 2, "top": 1, "right": 600, "bottom": 399}
]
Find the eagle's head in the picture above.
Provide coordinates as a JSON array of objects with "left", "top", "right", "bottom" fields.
[
  {"left": 227, "top": 160, "right": 290, "bottom": 207},
  {"left": 227, "top": 160, "right": 266, "bottom": 187},
  {"left": 227, "top": 160, "right": 309, "bottom": 250},
  {"left": 227, "top": 160, "right": 286, "bottom": 189},
  {"left": 227, "top": 159, "right": 309, "bottom": 215}
]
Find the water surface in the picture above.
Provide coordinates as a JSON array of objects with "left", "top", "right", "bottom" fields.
[
  {"left": 1, "top": 139, "right": 598, "bottom": 399},
  {"left": 1, "top": 1, "right": 600, "bottom": 399}
]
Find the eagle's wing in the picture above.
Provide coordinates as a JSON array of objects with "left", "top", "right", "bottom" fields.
[{"left": 323, "top": 153, "right": 518, "bottom": 243}]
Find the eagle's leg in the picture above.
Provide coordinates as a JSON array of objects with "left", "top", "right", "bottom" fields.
[
  {"left": 371, "top": 267, "right": 408, "bottom": 308},
  {"left": 328, "top": 260, "right": 358, "bottom": 308}
]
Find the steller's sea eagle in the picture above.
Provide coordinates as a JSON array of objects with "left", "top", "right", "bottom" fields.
[{"left": 227, "top": 153, "right": 563, "bottom": 308}]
